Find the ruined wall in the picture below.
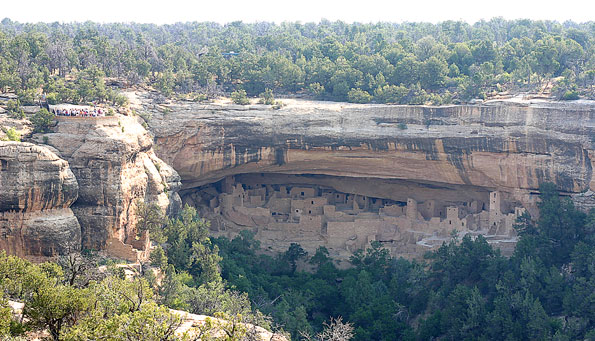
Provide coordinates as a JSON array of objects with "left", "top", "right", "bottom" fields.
[
  {"left": 141, "top": 96, "right": 593, "bottom": 260},
  {"left": 183, "top": 174, "right": 523, "bottom": 264}
]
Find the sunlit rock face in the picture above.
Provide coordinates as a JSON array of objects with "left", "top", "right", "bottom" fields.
[
  {"left": 143, "top": 95, "right": 594, "bottom": 261},
  {"left": 39, "top": 116, "right": 181, "bottom": 252},
  {"left": 0, "top": 141, "right": 81, "bottom": 257}
]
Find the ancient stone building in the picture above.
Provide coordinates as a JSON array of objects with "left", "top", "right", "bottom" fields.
[
  {"left": 183, "top": 173, "right": 524, "bottom": 265},
  {"left": 144, "top": 97, "right": 593, "bottom": 263}
]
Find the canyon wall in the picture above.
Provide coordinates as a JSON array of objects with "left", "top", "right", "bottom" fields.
[
  {"left": 142, "top": 96, "right": 594, "bottom": 260},
  {"left": 34, "top": 116, "right": 181, "bottom": 257},
  {"left": 0, "top": 141, "right": 80, "bottom": 257},
  {"left": 146, "top": 99, "right": 593, "bottom": 197},
  {"left": 1, "top": 96, "right": 593, "bottom": 261}
]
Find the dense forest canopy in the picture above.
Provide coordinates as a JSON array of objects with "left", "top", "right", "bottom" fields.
[{"left": 0, "top": 18, "right": 594, "bottom": 105}]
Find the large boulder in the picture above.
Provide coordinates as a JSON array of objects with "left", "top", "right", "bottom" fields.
[
  {"left": 0, "top": 141, "right": 80, "bottom": 257},
  {"left": 39, "top": 116, "right": 181, "bottom": 251}
]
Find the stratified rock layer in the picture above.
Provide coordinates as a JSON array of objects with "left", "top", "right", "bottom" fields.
[
  {"left": 147, "top": 99, "right": 594, "bottom": 200},
  {"left": 143, "top": 96, "right": 594, "bottom": 260},
  {"left": 0, "top": 142, "right": 80, "bottom": 257},
  {"left": 40, "top": 116, "right": 181, "bottom": 251}
]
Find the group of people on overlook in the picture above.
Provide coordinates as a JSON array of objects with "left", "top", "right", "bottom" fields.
[{"left": 52, "top": 107, "right": 106, "bottom": 117}]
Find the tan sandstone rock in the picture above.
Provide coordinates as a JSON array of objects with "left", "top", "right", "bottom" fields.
[
  {"left": 0, "top": 141, "right": 80, "bottom": 257},
  {"left": 7, "top": 299, "right": 287, "bottom": 341},
  {"left": 139, "top": 95, "right": 594, "bottom": 260},
  {"left": 145, "top": 98, "right": 594, "bottom": 198},
  {"left": 171, "top": 309, "right": 287, "bottom": 340},
  {"left": 36, "top": 116, "right": 181, "bottom": 255}
]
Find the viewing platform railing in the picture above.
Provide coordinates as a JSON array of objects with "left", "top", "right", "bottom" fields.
[{"left": 54, "top": 115, "right": 119, "bottom": 124}]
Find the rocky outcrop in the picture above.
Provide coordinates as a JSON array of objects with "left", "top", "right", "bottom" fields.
[
  {"left": 172, "top": 309, "right": 287, "bottom": 340},
  {"left": 141, "top": 95, "right": 594, "bottom": 259},
  {"left": 37, "top": 116, "right": 181, "bottom": 254},
  {"left": 3, "top": 95, "right": 591, "bottom": 261},
  {"left": 7, "top": 300, "right": 287, "bottom": 341},
  {"left": 0, "top": 141, "right": 80, "bottom": 257},
  {"left": 146, "top": 98, "right": 594, "bottom": 199},
  {"left": 0, "top": 115, "right": 32, "bottom": 140}
]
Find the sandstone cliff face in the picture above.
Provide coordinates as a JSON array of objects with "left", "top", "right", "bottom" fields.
[
  {"left": 37, "top": 116, "right": 181, "bottom": 252},
  {"left": 0, "top": 141, "right": 81, "bottom": 257},
  {"left": 146, "top": 98, "right": 594, "bottom": 199},
  {"left": 141, "top": 95, "right": 594, "bottom": 260}
]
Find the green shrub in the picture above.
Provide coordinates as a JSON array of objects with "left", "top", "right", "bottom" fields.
[
  {"left": 374, "top": 85, "right": 408, "bottom": 104},
  {"left": 191, "top": 92, "right": 208, "bottom": 102},
  {"left": 308, "top": 83, "right": 325, "bottom": 98},
  {"left": 16, "top": 88, "right": 37, "bottom": 105},
  {"left": 398, "top": 122, "right": 408, "bottom": 130},
  {"left": 231, "top": 89, "right": 250, "bottom": 105},
  {"left": 407, "top": 84, "right": 429, "bottom": 104},
  {"left": 156, "top": 71, "right": 175, "bottom": 97},
  {"left": 6, "top": 100, "right": 25, "bottom": 119},
  {"left": 2, "top": 127, "right": 21, "bottom": 141},
  {"left": 45, "top": 92, "right": 59, "bottom": 105},
  {"left": 258, "top": 89, "right": 276, "bottom": 105},
  {"left": 0, "top": 297, "right": 11, "bottom": 337},
  {"left": 427, "top": 93, "right": 444, "bottom": 105},
  {"left": 114, "top": 94, "right": 129, "bottom": 107},
  {"left": 30, "top": 108, "right": 54, "bottom": 133},
  {"left": 149, "top": 246, "right": 168, "bottom": 270},
  {"left": 272, "top": 100, "right": 284, "bottom": 110},
  {"left": 561, "top": 90, "right": 579, "bottom": 100},
  {"left": 347, "top": 88, "right": 373, "bottom": 103}
]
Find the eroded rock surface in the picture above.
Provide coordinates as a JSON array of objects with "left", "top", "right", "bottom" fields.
[
  {"left": 142, "top": 96, "right": 594, "bottom": 260},
  {"left": 172, "top": 309, "right": 287, "bottom": 340},
  {"left": 146, "top": 98, "right": 594, "bottom": 196},
  {"left": 7, "top": 299, "right": 287, "bottom": 341},
  {"left": 37, "top": 116, "right": 181, "bottom": 254},
  {"left": 0, "top": 141, "right": 80, "bottom": 257}
]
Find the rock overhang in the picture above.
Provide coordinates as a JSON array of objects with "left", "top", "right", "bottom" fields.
[
  {"left": 143, "top": 96, "right": 594, "bottom": 197},
  {"left": 137, "top": 96, "right": 594, "bottom": 260}
]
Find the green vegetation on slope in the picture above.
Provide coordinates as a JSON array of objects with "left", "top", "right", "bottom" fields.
[
  {"left": 0, "top": 19, "right": 594, "bottom": 106},
  {"left": 135, "top": 183, "right": 595, "bottom": 340},
  {"left": 0, "top": 252, "right": 186, "bottom": 340},
  {"left": 210, "top": 183, "right": 594, "bottom": 340},
  {"left": 0, "top": 205, "right": 282, "bottom": 340},
  {"left": 1, "top": 184, "right": 593, "bottom": 340}
]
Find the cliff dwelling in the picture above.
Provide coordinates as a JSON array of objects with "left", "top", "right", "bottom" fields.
[
  {"left": 143, "top": 97, "right": 594, "bottom": 265},
  {"left": 181, "top": 173, "right": 525, "bottom": 264}
]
